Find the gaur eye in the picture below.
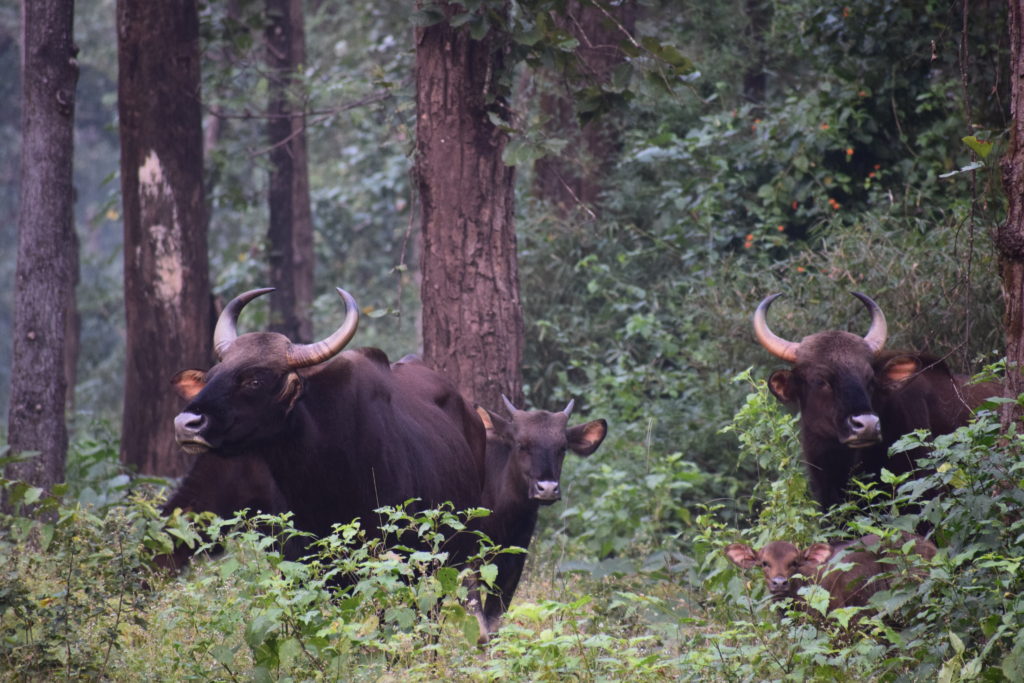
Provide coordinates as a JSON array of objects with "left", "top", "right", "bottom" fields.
[{"left": 241, "top": 376, "right": 264, "bottom": 391}]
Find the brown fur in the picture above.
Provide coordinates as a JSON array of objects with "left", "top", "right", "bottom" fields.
[{"left": 725, "top": 532, "right": 937, "bottom": 611}]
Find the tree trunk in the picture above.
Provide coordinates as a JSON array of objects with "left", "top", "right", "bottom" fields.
[
  {"left": 532, "top": 0, "right": 636, "bottom": 216},
  {"left": 266, "top": 0, "right": 314, "bottom": 342},
  {"left": 117, "top": 0, "right": 211, "bottom": 477},
  {"left": 5, "top": 0, "right": 79, "bottom": 505},
  {"left": 415, "top": 2, "right": 524, "bottom": 411},
  {"left": 999, "top": 0, "right": 1024, "bottom": 429}
]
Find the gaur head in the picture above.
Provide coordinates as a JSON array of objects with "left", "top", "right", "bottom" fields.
[
  {"left": 172, "top": 287, "right": 359, "bottom": 456},
  {"left": 478, "top": 396, "right": 608, "bottom": 504}
]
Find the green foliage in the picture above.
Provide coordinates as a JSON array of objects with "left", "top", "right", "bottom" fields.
[{"left": 681, "top": 379, "right": 1024, "bottom": 682}]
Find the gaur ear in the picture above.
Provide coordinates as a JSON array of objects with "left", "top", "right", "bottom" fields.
[
  {"left": 481, "top": 407, "right": 514, "bottom": 441},
  {"left": 724, "top": 543, "right": 759, "bottom": 569},
  {"left": 880, "top": 355, "right": 922, "bottom": 386},
  {"left": 280, "top": 372, "right": 304, "bottom": 414},
  {"left": 172, "top": 370, "right": 207, "bottom": 400},
  {"left": 567, "top": 419, "right": 608, "bottom": 457},
  {"left": 475, "top": 406, "right": 494, "bottom": 430},
  {"left": 802, "top": 543, "right": 834, "bottom": 567},
  {"left": 768, "top": 370, "right": 798, "bottom": 404}
]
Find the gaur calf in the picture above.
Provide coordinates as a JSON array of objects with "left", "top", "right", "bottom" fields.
[{"left": 725, "top": 532, "right": 937, "bottom": 612}]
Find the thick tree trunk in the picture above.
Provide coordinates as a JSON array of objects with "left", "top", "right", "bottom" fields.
[
  {"left": 532, "top": 0, "right": 636, "bottom": 216},
  {"left": 117, "top": 0, "right": 211, "bottom": 477},
  {"left": 999, "top": 0, "right": 1024, "bottom": 429},
  {"left": 5, "top": 0, "right": 79, "bottom": 504},
  {"left": 415, "top": 2, "right": 524, "bottom": 411},
  {"left": 266, "top": 0, "right": 314, "bottom": 342}
]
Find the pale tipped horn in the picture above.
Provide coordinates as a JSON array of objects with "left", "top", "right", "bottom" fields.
[
  {"left": 501, "top": 394, "right": 520, "bottom": 416},
  {"left": 752, "top": 293, "right": 800, "bottom": 363},
  {"left": 286, "top": 288, "right": 360, "bottom": 369},
  {"left": 851, "top": 292, "right": 887, "bottom": 353},
  {"left": 562, "top": 398, "right": 575, "bottom": 418},
  {"left": 213, "top": 287, "right": 275, "bottom": 359}
]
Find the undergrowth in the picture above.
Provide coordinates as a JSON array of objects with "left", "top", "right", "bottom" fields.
[{"left": 2, "top": 379, "right": 1023, "bottom": 681}]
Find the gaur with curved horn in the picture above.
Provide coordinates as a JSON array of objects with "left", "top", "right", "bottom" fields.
[
  {"left": 753, "top": 292, "right": 991, "bottom": 512},
  {"left": 162, "top": 286, "right": 486, "bottom": 582},
  {"left": 753, "top": 291, "right": 887, "bottom": 363},
  {"left": 212, "top": 286, "right": 359, "bottom": 368}
]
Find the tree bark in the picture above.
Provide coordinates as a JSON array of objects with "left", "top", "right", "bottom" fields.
[
  {"left": 999, "top": 0, "right": 1024, "bottom": 429},
  {"left": 532, "top": 0, "right": 636, "bottom": 216},
  {"left": 415, "top": 2, "right": 524, "bottom": 411},
  {"left": 5, "top": 0, "right": 79, "bottom": 504},
  {"left": 117, "top": 0, "right": 211, "bottom": 477},
  {"left": 266, "top": 0, "right": 314, "bottom": 342}
]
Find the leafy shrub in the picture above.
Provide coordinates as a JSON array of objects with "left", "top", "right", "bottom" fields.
[{"left": 683, "top": 377, "right": 1024, "bottom": 681}]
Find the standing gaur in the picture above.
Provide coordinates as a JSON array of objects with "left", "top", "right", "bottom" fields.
[
  {"left": 753, "top": 292, "right": 994, "bottom": 510},
  {"left": 163, "top": 287, "right": 487, "bottom": 574},
  {"left": 473, "top": 396, "right": 608, "bottom": 639}
]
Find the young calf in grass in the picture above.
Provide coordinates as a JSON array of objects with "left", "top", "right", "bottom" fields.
[
  {"left": 725, "top": 533, "right": 937, "bottom": 612},
  {"left": 473, "top": 396, "right": 608, "bottom": 640}
]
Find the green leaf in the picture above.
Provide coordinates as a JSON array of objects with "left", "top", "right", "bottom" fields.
[
  {"left": 639, "top": 36, "right": 695, "bottom": 72},
  {"left": 829, "top": 606, "right": 860, "bottom": 629},
  {"left": 468, "top": 16, "right": 490, "bottom": 41},
  {"left": 800, "top": 584, "right": 830, "bottom": 616},
  {"left": 410, "top": 7, "right": 446, "bottom": 27},
  {"left": 1002, "top": 630, "right": 1024, "bottom": 680},
  {"left": 210, "top": 643, "right": 237, "bottom": 668},
  {"left": 23, "top": 486, "right": 44, "bottom": 505},
  {"left": 437, "top": 566, "right": 459, "bottom": 594},
  {"left": 245, "top": 612, "right": 281, "bottom": 649},
  {"left": 480, "top": 563, "right": 498, "bottom": 587},
  {"left": 385, "top": 606, "right": 416, "bottom": 630},
  {"left": 449, "top": 12, "right": 473, "bottom": 28},
  {"left": 949, "top": 631, "right": 966, "bottom": 655},
  {"left": 962, "top": 135, "right": 994, "bottom": 159}
]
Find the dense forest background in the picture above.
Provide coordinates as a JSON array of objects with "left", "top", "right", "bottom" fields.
[{"left": 2, "top": 0, "right": 1022, "bottom": 680}]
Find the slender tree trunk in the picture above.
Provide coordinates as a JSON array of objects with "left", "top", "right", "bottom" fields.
[
  {"left": 117, "top": 0, "right": 211, "bottom": 476},
  {"left": 999, "top": 0, "right": 1024, "bottom": 429},
  {"left": 266, "top": 0, "right": 314, "bottom": 342},
  {"left": 532, "top": 0, "right": 636, "bottom": 216},
  {"left": 415, "top": 2, "right": 524, "bottom": 411},
  {"left": 64, "top": 229, "right": 80, "bottom": 411},
  {"left": 742, "top": 0, "right": 769, "bottom": 110},
  {"left": 5, "top": 0, "right": 78, "bottom": 506}
]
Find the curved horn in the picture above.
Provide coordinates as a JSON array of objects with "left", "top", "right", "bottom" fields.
[
  {"left": 213, "top": 287, "right": 275, "bottom": 359},
  {"left": 752, "top": 293, "right": 800, "bottom": 363},
  {"left": 851, "top": 292, "right": 887, "bottom": 353},
  {"left": 286, "top": 287, "right": 360, "bottom": 369},
  {"left": 501, "top": 394, "right": 520, "bottom": 416},
  {"left": 562, "top": 398, "right": 575, "bottom": 418}
]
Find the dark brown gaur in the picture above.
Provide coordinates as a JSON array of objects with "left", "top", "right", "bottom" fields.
[
  {"left": 471, "top": 396, "right": 608, "bottom": 640},
  {"left": 753, "top": 292, "right": 992, "bottom": 510},
  {"left": 724, "top": 533, "right": 937, "bottom": 612},
  {"left": 163, "top": 287, "right": 486, "bottom": 580}
]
